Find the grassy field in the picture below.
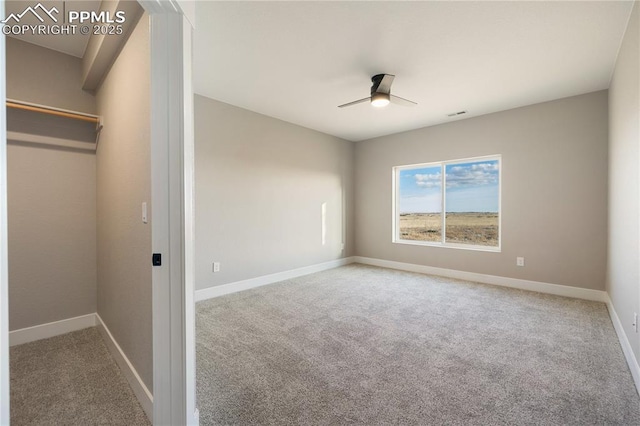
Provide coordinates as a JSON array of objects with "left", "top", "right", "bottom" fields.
[{"left": 399, "top": 212, "right": 499, "bottom": 246}]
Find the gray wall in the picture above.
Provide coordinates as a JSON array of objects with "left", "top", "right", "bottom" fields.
[
  {"left": 6, "top": 38, "right": 97, "bottom": 114},
  {"left": 96, "top": 14, "right": 152, "bottom": 389},
  {"left": 7, "top": 145, "right": 96, "bottom": 330},
  {"left": 355, "top": 91, "right": 608, "bottom": 290},
  {"left": 6, "top": 38, "right": 97, "bottom": 331},
  {"left": 195, "top": 96, "right": 354, "bottom": 289},
  {"left": 607, "top": 3, "right": 639, "bottom": 360}
]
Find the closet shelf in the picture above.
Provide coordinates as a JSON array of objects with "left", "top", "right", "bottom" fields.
[
  {"left": 7, "top": 131, "right": 97, "bottom": 152},
  {"left": 7, "top": 99, "right": 103, "bottom": 151}
]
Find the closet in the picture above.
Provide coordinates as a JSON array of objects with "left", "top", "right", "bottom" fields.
[
  {"left": 5, "top": 4, "right": 154, "bottom": 422},
  {"left": 7, "top": 95, "right": 99, "bottom": 337}
]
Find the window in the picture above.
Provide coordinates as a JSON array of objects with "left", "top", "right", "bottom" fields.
[{"left": 393, "top": 155, "right": 501, "bottom": 251}]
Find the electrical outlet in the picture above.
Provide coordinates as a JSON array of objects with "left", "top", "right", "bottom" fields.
[
  {"left": 634, "top": 313, "right": 638, "bottom": 332},
  {"left": 213, "top": 262, "right": 220, "bottom": 273},
  {"left": 516, "top": 257, "right": 525, "bottom": 267}
]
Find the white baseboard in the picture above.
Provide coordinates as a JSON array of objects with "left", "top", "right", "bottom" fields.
[
  {"left": 196, "top": 255, "right": 608, "bottom": 304},
  {"left": 9, "top": 313, "right": 97, "bottom": 346},
  {"left": 96, "top": 314, "right": 153, "bottom": 421},
  {"left": 353, "top": 256, "right": 608, "bottom": 302},
  {"left": 605, "top": 295, "right": 640, "bottom": 394},
  {"left": 196, "top": 257, "right": 355, "bottom": 302}
]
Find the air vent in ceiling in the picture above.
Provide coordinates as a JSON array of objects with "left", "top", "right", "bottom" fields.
[{"left": 447, "top": 110, "right": 467, "bottom": 117}]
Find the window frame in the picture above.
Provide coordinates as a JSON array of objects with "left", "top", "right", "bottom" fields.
[{"left": 392, "top": 154, "right": 502, "bottom": 252}]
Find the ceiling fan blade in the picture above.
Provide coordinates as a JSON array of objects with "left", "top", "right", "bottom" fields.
[
  {"left": 376, "top": 74, "right": 395, "bottom": 94},
  {"left": 338, "top": 97, "right": 371, "bottom": 108},
  {"left": 390, "top": 94, "right": 417, "bottom": 107}
]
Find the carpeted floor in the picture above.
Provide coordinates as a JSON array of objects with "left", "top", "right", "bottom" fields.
[
  {"left": 196, "top": 264, "right": 640, "bottom": 425},
  {"left": 10, "top": 327, "right": 150, "bottom": 426}
]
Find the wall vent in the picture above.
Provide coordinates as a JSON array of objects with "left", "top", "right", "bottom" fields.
[{"left": 447, "top": 110, "right": 467, "bottom": 117}]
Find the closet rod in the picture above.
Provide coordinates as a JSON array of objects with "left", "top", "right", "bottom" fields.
[{"left": 6, "top": 99, "right": 100, "bottom": 124}]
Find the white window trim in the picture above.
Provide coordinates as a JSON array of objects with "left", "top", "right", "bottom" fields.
[{"left": 392, "top": 154, "right": 502, "bottom": 252}]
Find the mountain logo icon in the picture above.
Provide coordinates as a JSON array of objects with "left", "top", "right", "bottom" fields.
[{"left": 2, "top": 3, "right": 59, "bottom": 24}]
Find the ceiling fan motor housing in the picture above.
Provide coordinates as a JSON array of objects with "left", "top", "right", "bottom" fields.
[
  {"left": 371, "top": 74, "right": 390, "bottom": 95},
  {"left": 337, "top": 73, "right": 415, "bottom": 108}
]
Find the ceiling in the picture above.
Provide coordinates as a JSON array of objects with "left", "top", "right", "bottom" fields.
[
  {"left": 5, "top": 0, "right": 101, "bottom": 57},
  {"left": 194, "top": 1, "right": 634, "bottom": 142}
]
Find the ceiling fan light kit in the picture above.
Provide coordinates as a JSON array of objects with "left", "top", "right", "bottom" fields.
[
  {"left": 371, "top": 92, "right": 390, "bottom": 107},
  {"left": 338, "top": 73, "right": 417, "bottom": 109}
]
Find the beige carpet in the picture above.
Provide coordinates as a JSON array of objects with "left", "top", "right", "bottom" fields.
[
  {"left": 10, "top": 327, "right": 150, "bottom": 425},
  {"left": 197, "top": 264, "right": 640, "bottom": 425}
]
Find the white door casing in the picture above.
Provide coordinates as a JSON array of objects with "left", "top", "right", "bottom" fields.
[
  {"left": 139, "top": 0, "right": 197, "bottom": 424},
  {"left": 0, "top": 0, "right": 10, "bottom": 423}
]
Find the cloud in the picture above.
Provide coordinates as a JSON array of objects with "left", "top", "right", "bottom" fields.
[
  {"left": 414, "top": 172, "right": 441, "bottom": 188},
  {"left": 446, "top": 162, "right": 499, "bottom": 188}
]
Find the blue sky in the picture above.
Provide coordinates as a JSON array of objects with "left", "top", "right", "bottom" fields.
[{"left": 398, "top": 160, "right": 499, "bottom": 213}]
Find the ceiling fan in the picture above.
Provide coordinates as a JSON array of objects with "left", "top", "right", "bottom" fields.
[{"left": 338, "top": 74, "right": 417, "bottom": 108}]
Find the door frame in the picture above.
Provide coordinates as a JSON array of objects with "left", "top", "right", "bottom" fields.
[
  {"left": 140, "top": 0, "right": 197, "bottom": 424},
  {"left": 0, "top": 0, "right": 10, "bottom": 422}
]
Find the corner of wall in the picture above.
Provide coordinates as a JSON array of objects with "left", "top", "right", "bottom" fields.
[{"left": 606, "top": 0, "right": 640, "bottom": 375}]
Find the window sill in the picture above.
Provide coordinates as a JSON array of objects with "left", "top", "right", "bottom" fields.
[{"left": 392, "top": 239, "right": 501, "bottom": 253}]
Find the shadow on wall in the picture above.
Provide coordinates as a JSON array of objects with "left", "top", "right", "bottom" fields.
[{"left": 194, "top": 95, "right": 354, "bottom": 290}]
